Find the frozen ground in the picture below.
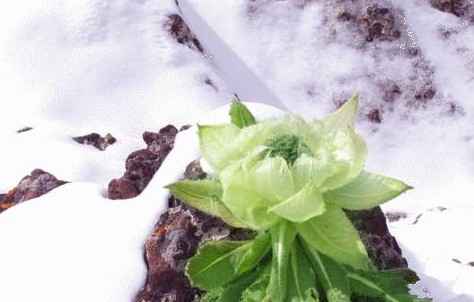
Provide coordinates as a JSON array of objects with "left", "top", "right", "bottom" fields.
[{"left": 0, "top": 0, "right": 473, "bottom": 301}]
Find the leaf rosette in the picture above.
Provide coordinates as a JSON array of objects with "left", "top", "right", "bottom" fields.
[{"left": 167, "top": 98, "right": 426, "bottom": 302}]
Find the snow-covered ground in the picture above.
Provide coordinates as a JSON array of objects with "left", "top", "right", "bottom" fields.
[{"left": 0, "top": 0, "right": 473, "bottom": 301}]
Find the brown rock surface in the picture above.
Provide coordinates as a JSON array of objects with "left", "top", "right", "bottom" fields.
[
  {"left": 431, "top": 0, "right": 473, "bottom": 17},
  {"left": 359, "top": 4, "right": 401, "bottom": 42},
  {"left": 0, "top": 169, "right": 67, "bottom": 213},
  {"left": 347, "top": 208, "right": 408, "bottom": 270},
  {"left": 108, "top": 125, "right": 178, "bottom": 200},
  {"left": 73, "top": 133, "right": 117, "bottom": 151},
  {"left": 135, "top": 162, "right": 251, "bottom": 302},
  {"left": 165, "top": 14, "right": 203, "bottom": 52}
]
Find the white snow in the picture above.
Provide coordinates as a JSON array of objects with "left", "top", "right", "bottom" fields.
[
  {"left": 1, "top": 0, "right": 474, "bottom": 301},
  {"left": 0, "top": 0, "right": 231, "bottom": 190}
]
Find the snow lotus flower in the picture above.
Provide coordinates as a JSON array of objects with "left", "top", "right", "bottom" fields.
[
  {"left": 168, "top": 98, "right": 426, "bottom": 302},
  {"left": 168, "top": 96, "right": 411, "bottom": 270}
]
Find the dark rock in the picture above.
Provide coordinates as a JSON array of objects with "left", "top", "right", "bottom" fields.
[
  {"left": 184, "top": 160, "right": 206, "bottom": 181},
  {"left": 382, "top": 82, "right": 402, "bottom": 103},
  {"left": 17, "top": 127, "right": 33, "bottom": 133},
  {"left": 367, "top": 109, "right": 382, "bottom": 123},
  {"left": 124, "top": 150, "right": 161, "bottom": 192},
  {"left": 359, "top": 5, "right": 401, "bottom": 42},
  {"left": 0, "top": 169, "right": 67, "bottom": 213},
  {"left": 143, "top": 126, "right": 178, "bottom": 155},
  {"left": 165, "top": 14, "right": 203, "bottom": 53},
  {"left": 0, "top": 194, "right": 5, "bottom": 202},
  {"left": 347, "top": 208, "right": 408, "bottom": 270},
  {"left": 431, "top": 0, "right": 473, "bottom": 17},
  {"left": 73, "top": 133, "right": 117, "bottom": 151},
  {"left": 385, "top": 211, "right": 408, "bottom": 223},
  {"left": 108, "top": 178, "right": 139, "bottom": 200},
  {"left": 108, "top": 125, "right": 178, "bottom": 200},
  {"left": 413, "top": 206, "right": 447, "bottom": 224},
  {"left": 135, "top": 160, "right": 251, "bottom": 302},
  {"left": 135, "top": 203, "right": 240, "bottom": 302},
  {"left": 414, "top": 85, "right": 437, "bottom": 103},
  {"left": 337, "top": 10, "right": 354, "bottom": 22}
]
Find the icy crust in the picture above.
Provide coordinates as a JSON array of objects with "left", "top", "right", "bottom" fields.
[{"left": 0, "top": 103, "right": 283, "bottom": 302}]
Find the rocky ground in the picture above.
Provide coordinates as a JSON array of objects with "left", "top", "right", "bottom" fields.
[
  {"left": 0, "top": 126, "right": 410, "bottom": 302},
  {"left": 1, "top": 0, "right": 474, "bottom": 301}
]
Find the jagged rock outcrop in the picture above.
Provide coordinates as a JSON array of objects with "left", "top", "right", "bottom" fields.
[
  {"left": 73, "top": 133, "right": 117, "bottom": 151},
  {"left": 0, "top": 169, "right": 67, "bottom": 213},
  {"left": 108, "top": 125, "right": 178, "bottom": 200},
  {"left": 165, "top": 14, "right": 203, "bottom": 52},
  {"left": 431, "top": 0, "right": 473, "bottom": 18}
]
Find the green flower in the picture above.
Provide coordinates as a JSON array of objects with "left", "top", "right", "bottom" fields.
[
  {"left": 168, "top": 96, "right": 411, "bottom": 270},
  {"left": 168, "top": 98, "right": 425, "bottom": 302},
  {"left": 198, "top": 96, "right": 368, "bottom": 229}
]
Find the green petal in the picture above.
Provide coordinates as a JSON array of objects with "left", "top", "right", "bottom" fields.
[
  {"left": 222, "top": 184, "right": 280, "bottom": 230},
  {"left": 268, "top": 184, "right": 326, "bottom": 223},
  {"left": 320, "top": 94, "right": 359, "bottom": 130},
  {"left": 199, "top": 124, "right": 241, "bottom": 170},
  {"left": 318, "top": 128, "right": 367, "bottom": 191},
  {"left": 219, "top": 156, "right": 293, "bottom": 230},
  {"left": 200, "top": 116, "right": 315, "bottom": 172},
  {"left": 296, "top": 206, "right": 370, "bottom": 270},
  {"left": 324, "top": 171, "right": 413, "bottom": 210},
  {"left": 291, "top": 154, "right": 339, "bottom": 191},
  {"left": 251, "top": 157, "right": 295, "bottom": 205},
  {"left": 166, "top": 179, "right": 247, "bottom": 228}
]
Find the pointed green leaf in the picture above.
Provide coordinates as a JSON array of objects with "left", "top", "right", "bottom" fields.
[
  {"left": 287, "top": 241, "right": 319, "bottom": 302},
  {"left": 166, "top": 179, "right": 247, "bottom": 229},
  {"left": 218, "top": 269, "right": 261, "bottom": 302},
  {"left": 347, "top": 269, "right": 431, "bottom": 302},
  {"left": 187, "top": 241, "right": 243, "bottom": 290},
  {"left": 235, "top": 232, "right": 272, "bottom": 274},
  {"left": 186, "top": 234, "right": 271, "bottom": 291},
  {"left": 321, "top": 94, "right": 359, "bottom": 130},
  {"left": 229, "top": 100, "right": 257, "bottom": 128},
  {"left": 325, "top": 171, "right": 412, "bottom": 210},
  {"left": 301, "top": 241, "right": 351, "bottom": 302},
  {"left": 267, "top": 222, "right": 297, "bottom": 302},
  {"left": 268, "top": 184, "right": 326, "bottom": 223},
  {"left": 296, "top": 206, "right": 370, "bottom": 270},
  {"left": 241, "top": 263, "right": 272, "bottom": 302},
  {"left": 201, "top": 288, "right": 224, "bottom": 302}
]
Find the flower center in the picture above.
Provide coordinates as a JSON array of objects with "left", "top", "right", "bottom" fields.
[{"left": 265, "top": 134, "right": 312, "bottom": 165}]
